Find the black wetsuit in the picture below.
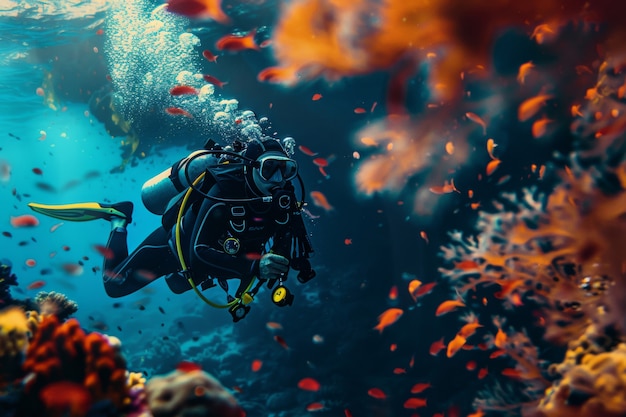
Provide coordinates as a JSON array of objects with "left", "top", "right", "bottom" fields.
[{"left": 102, "top": 164, "right": 299, "bottom": 298}]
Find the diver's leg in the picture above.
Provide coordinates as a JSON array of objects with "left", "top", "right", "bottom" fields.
[{"left": 103, "top": 226, "right": 179, "bottom": 297}]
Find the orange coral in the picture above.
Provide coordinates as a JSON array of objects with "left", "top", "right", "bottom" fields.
[{"left": 269, "top": 0, "right": 626, "bottom": 102}]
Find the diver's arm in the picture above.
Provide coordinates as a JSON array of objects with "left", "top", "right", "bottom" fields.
[{"left": 190, "top": 198, "right": 259, "bottom": 279}]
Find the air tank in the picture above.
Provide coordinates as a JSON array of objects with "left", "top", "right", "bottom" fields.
[{"left": 141, "top": 150, "right": 218, "bottom": 215}]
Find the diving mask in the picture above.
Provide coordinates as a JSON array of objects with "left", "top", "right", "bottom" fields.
[{"left": 257, "top": 155, "right": 298, "bottom": 182}]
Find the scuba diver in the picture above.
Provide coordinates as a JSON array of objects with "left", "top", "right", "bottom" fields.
[{"left": 28, "top": 136, "right": 315, "bottom": 321}]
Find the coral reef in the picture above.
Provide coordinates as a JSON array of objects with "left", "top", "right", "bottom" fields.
[
  {"left": 533, "top": 323, "right": 626, "bottom": 417},
  {"left": 0, "top": 307, "right": 30, "bottom": 388},
  {"left": 34, "top": 290, "right": 79, "bottom": 322},
  {"left": 145, "top": 368, "right": 244, "bottom": 417},
  {"left": 17, "top": 315, "right": 128, "bottom": 416}
]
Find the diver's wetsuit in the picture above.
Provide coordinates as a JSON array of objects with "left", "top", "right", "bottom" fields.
[{"left": 102, "top": 164, "right": 294, "bottom": 298}]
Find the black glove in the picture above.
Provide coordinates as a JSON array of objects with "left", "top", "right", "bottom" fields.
[{"left": 259, "top": 253, "right": 289, "bottom": 280}]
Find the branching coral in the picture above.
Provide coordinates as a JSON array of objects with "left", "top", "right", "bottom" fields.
[{"left": 34, "top": 290, "right": 78, "bottom": 322}]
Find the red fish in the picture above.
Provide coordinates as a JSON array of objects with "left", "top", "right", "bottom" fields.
[
  {"left": 10, "top": 214, "right": 39, "bottom": 227},
  {"left": 202, "top": 74, "right": 226, "bottom": 88},
  {"left": 312, "top": 93, "right": 322, "bottom": 101},
  {"left": 27, "top": 280, "right": 45, "bottom": 290},
  {"left": 215, "top": 29, "right": 259, "bottom": 51},
  {"left": 165, "top": 107, "right": 193, "bottom": 118},
  {"left": 93, "top": 244, "right": 115, "bottom": 260},
  {"left": 251, "top": 359, "right": 262, "bottom": 372},
  {"left": 274, "top": 335, "right": 289, "bottom": 350},
  {"left": 367, "top": 388, "right": 386, "bottom": 399},
  {"left": 404, "top": 397, "right": 427, "bottom": 409},
  {"left": 170, "top": 85, "right": 198, "bottom": 96},
  {"left": 430, "top": 337, "right": 446, "bottom": 356},
  {"left": 297, "top": 377, "right": 320, "bottom": 391},
  {"left": 312, "top": 157, "right": 328, "bottom": 167},
  {"left": 410, "top": 382, "right": 431, "bottom": 394},
  {"left": 306, "top": 402, "right": 325, "bottom": 411},
  {"left": 298, "top": 145, "right": 318, "bottom": 156},
  {"left": 202, "top": 49, "right": 218, "bottom": 62}
]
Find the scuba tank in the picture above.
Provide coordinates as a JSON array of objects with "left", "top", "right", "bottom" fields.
[{"left": 141, "top": 141, "right": 223, "bottom": 215}]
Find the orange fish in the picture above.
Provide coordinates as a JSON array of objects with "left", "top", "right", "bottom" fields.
[
  {"left": 445, "top": 141, "right": 455, "bottom": 155},
  {"left": 517, "top": 61, "right": 534, "bottom": 84},
  {"left": 486, "top": 138, "right": 497, "bottom": 159},
  {"left": 446, "top": 334, "right": 467, "bottom": 358},
  {"left": 458, "top": 321, "right": 482, "bottom": 339},
  {"left": 215, "top": 29, "right": 259, "bottom": 51},
  {"left": 486, "top": 159, "right": 501, "bottom": 176},
  {"left": 367, "top": 388, "right": 386, "bottom": 399},
  {"left": 373, "top": 308, "right": 403, "bottom": 333},
  {"left": 166, "top": 0, "right": 231, "bottom": 24},
  {"left": 419, "top": 231, "right": 429, "bottom": 243},
  {"left": 257, "top": 66, "right": 298, "bottom": 84},
  {"left": 310, "top": 191, "right": 333, "bottom": 211},
  {"left": 435, "top": 299, "right": 465, "bottom": 316},
  {"left": 465, "top": 112, "right": 487, "bottom": 134},
  {"left": 410, "top": 382, "right": 431, "bottom": 394},
  {"left": 494, "top": 327, "right": 507, "bottom": 348},
  {"left": 429, "top": 179, "right": 459, "bottom": 194},
  {"left": 354, "top": 107, "right": 367, "bottom": 114},
  {"left": 403, "top": 397, "right": 427, "bottom": 409},
  {"left": 297, "top": 377, "right": 321, "bottom": 391},
  {"left": 312, "top": 93, "right": 322, "bottom": 101},
  {"left": 170, "top": 85, "right": 198, "bottom": 96},
  {"left": 518, "top": 94, "right": 553, "bottom": 121},
  {"left": 531, "top": 117, "right": 552, "bottom": 138},
  {"left": 409, "top": 279, "right": 422, "bottom": 302}
]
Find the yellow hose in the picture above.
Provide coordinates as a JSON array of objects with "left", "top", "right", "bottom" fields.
[{"left": 175, "top": 172, "right": 255, "bottom": 308}]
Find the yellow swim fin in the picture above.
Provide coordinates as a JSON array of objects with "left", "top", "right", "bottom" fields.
[{"left": 28, "top": 201, "right": 133, "bottom": 222}]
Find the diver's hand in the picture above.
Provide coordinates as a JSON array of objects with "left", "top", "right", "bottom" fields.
[{"left": 259, "top": 253, "right": 289, "bottom": 280}]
